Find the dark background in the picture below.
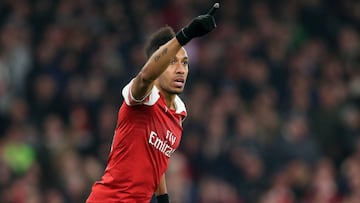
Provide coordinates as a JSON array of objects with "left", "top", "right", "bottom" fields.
[{"left": 0, "top": 0, "right": 359, "bottom": 202}]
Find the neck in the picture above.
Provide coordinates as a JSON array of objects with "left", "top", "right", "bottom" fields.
[{"left": 156, "top": 85, "right": 176, "bottom": 110}]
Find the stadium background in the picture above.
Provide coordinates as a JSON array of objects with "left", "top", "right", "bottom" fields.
[{"left": 0, "top": 0, "right": 359, "bottom": 202}]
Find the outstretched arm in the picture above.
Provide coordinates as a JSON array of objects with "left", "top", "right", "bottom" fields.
[
  {"left": 130, "top": 3, "right": 220, "bottom": 101},
  {"left": 131, "top": 39, "right": 182, "bottom": 101}
]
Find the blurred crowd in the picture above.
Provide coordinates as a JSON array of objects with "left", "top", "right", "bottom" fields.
[{"left": 0, "top": 0, "right": 360, "bottom": 202}]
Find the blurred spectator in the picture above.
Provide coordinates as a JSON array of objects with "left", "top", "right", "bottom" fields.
[
  {"left": 302, "top": 158, "right": 342, "bottom": 203},
  {"left": 272, "top": 113, "right": 321, "bottom": 166}
]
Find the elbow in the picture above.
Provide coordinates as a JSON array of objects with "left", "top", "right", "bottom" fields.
[{"left": 138, "top": 71, "right": 156, "bottom": 85}]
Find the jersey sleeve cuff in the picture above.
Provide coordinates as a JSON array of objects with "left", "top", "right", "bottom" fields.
[{"left": 122, "top": 79, "right": 151, "bottom": 106}]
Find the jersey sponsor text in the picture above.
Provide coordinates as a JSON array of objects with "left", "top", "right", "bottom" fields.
[{"left": 148, "top": 131, "right": 176, "bottom": 157}]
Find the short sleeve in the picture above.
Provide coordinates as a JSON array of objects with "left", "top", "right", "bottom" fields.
[{"left": 121, "top": 79, "right": 159, "bottom": 106}]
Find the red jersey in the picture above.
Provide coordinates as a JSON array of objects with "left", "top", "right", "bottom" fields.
[{"left": 87, "top": 80, "right": 187, "bottom": 203}]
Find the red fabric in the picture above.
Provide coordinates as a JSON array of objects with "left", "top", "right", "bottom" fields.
[{"left": 87, "top": 89, "right": 186, "bottom": 202}]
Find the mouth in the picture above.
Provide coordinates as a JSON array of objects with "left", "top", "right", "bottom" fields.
[{"left": 173, "top": 78, "right": 185, "bottom": 87}]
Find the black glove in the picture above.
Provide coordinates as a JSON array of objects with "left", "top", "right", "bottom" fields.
[
  {"left": 156, "top": 193, "right": 170, "bottom": 203},
  {"left": 176, "top": 3, "right": 220, "bottom": 46}
]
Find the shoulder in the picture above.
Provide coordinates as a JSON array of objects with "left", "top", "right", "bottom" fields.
[
  {"left": 122, "top": 79, "right": 160, "bottom": 106},
  {"left": 174, "top": 95, "right": 187, "bottom": 121},
  {"left": 174, "top": 95, "right": 186, "bottom": 114}
]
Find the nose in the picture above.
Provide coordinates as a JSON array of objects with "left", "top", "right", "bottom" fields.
[{"left": 175, "top": 62, "right": 186, "bottom": 74}]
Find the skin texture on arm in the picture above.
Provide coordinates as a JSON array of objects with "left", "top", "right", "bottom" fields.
[
  {"left": 131, "top": 38, "right": 182, "bottom": 100},
  {"left": 155, "top": 174, "right": 168, "bottom": 196}
]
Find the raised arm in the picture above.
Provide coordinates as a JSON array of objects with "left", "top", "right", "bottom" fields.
[
  {"left": 130, "top": 3, "right": 220, "bottom": 101},
  {"left": 131, "top": 39, "right": 182, "bottom": 100}
]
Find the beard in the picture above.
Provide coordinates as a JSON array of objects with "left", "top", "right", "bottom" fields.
[
  {"left": 163, "top": 86, "right": 183, "bottom": 95},
  {"left": 156, "top": 76, "right": 186, "bottom": 95},
  {"left": 158, "top": 81, "right": 184, "bottom": 95}
]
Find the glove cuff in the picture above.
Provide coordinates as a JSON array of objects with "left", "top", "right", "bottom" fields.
[
  {"left": 176, "top": 28, "right": 190, "bottom": 46},
  {"left": 156, "top": 193, "right": 170, "bottom": 203}
]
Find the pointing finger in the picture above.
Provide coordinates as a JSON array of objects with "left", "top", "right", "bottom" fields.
[{"left": 207, "top": 3, "right": 220, "bottom": 15}]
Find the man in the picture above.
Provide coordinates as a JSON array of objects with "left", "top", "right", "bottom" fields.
[{"left": 86, "top": 3, "right": 220, "bottom": 203}]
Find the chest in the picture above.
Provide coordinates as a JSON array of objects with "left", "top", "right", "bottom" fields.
[{"left": 147, "top": 103, "right": 183, "bottom": 151}]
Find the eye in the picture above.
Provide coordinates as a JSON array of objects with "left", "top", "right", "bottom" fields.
[
  {"left": 169, "top": 59, "right": 176, "bottom": 65},
  {"left": 182, "top": 60, "right": 189, "bottom": 66}
]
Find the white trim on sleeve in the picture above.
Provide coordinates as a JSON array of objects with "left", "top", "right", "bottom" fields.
[{"left": 121, "top": 79, "right": 159, "bottom": 106}]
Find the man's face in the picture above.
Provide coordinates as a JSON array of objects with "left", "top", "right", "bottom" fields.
[{"left": 157, "top": 47, "right": 189, "bottom": 94}]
